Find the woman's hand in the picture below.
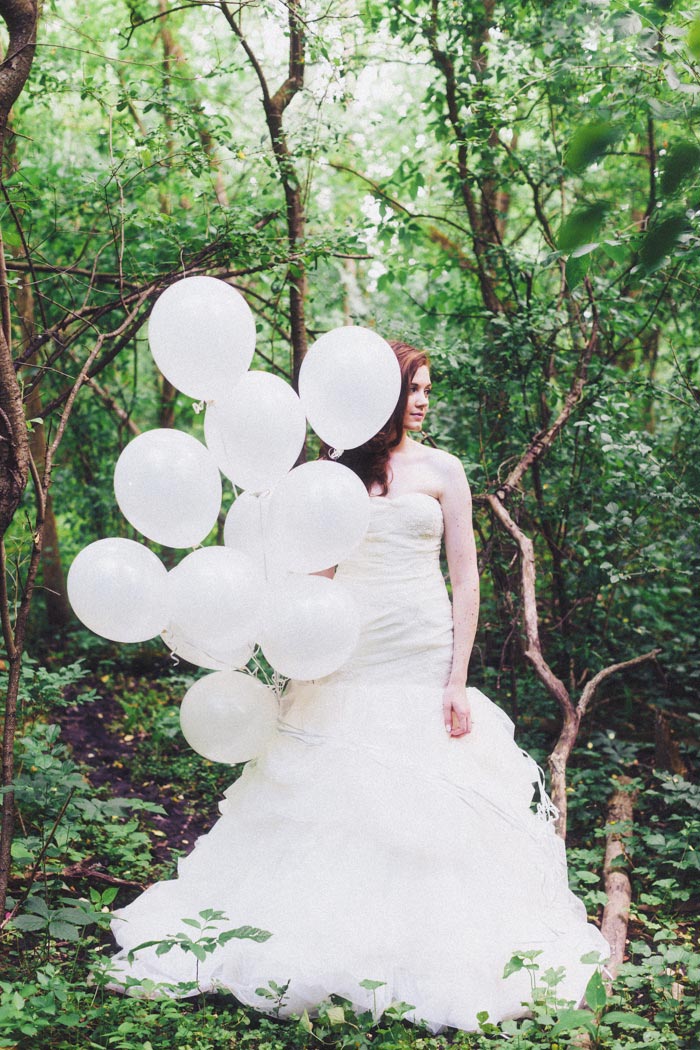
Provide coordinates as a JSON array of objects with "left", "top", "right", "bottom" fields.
[{"left": 443, "top": 682, "right": 472, "bottom": 737}]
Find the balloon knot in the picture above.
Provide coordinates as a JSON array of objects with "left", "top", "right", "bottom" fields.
[
  {"left": 328, "top": 447, "right": 344, "bottom": 460},
  {"left": 191, "top": 399, "right": 206, "bottom": 414}
]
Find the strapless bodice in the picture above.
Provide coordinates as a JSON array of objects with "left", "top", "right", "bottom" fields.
[
  {"left": 325, "top": 492, "right": 453, "bottom": 686},
  {"left": 334, "top": 492, "right": 444, "bottom": 587}
]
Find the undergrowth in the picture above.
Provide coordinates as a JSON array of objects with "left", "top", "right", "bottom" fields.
[{"left": 1, "top": 655, "right": 698, "bottom": 1048}]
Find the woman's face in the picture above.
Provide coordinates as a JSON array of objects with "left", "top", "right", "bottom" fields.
[{"left": 403, "top": 365, "right": 431, "bottom": 432}]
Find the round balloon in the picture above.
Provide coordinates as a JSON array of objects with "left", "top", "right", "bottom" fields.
[
  {"left": 161, "top": 626, "right": 254, "bottom": 672},
  {"left": 266, "top": 460, "right": 370, "bottom": 574},
  {"left": 114, "top": 429, "right": 222, "bottom": 548},
  {"left": 148, "top": 276, "right": 256, "bottom": 400},
  {"left": 67, "top": 538, "right": 169, "bottom": 643},
  {"left": 167, "top": 546, "right": 262, "bottom": 663},
  {"left": 179, "top": 670, "right": 278, "bottom": 764},
  {"left": 298, "top": 326, "right": 401, "bottom": 449},
  {"left": 204, "top": 371, "right": 307, "bottom": 492},
  {"left": 258, "top": 575, "right": 361, "bottom": 680}
]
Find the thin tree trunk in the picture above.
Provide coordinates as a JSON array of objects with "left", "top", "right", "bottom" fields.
[
  {"left": 600, "top": 777, "right": 637, "bottom": 977},
  {"left": 221, "top": 0, "right": 308, "bottom": 387},
  {"left": 19, "top": 273, "right": 70, "bottom": 627},
  {"left": 0, "top": 0, "right": 40, "bottom": 915}
]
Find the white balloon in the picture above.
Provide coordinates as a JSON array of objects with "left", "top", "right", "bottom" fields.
[
  {"left": 114, "top": 429, "right": 222, "bottom": 548},
  {"left": 67, "top": 538, "right": 168, "bottom": 643},
  {"left": 167, "top": 547, "right": 262, "bottom": 663},
  {"left": 148, "top": 276, "right": 256, "bottom": 400},
  {"left": 161, "top": 626, "right": 254, "bottom": 672},
  {"left": 204, "top": 371, "right": 307, "bottom": 492},
  {"left": 223, "top": 492, "right": 268, "bottom": 579},
  {"left": 267, "top": 460, "right": 370, "bottom": 574},
  {"left": 258, "top": 575, "right": 361, "bottom": 680},
  {"left": 298, "top": 326, "right": 401, "bottom": 449},
  {"left": 180, "top": 670, "right": 278, "bottom": 764}
]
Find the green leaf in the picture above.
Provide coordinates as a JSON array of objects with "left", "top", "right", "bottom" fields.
[
  {"left": 580, "top": 950, "right": 607, "bottom": 965},
  {"left": 502, "top": 956, "right": 524, "bottom": 979},
  {"left": 53, "top": 907, "right": 94, "bottom": 926},
  {"left": 154, "top": 941, "right": 176, "bottom": 956},
  {"left": 48, "top": 920, "right": 80, "bottom": 941},
  {"left": 298, "top": 1009, "right": 313, "bottom": 1033},
  {"left": 565, "top": 253, "right": 589, "bottom": 290},
  {"left": 218, "top": 925, "right": 272, "bottom": 944},
  {"left": 585, "top": 969, "right": 608, "bottom": 1012},
  {"left": 565, "top": 123, "right": 621, "bottom": 173},
  {"left": 558, "top": 203, "right": 608, "bottom": 252},
  {"left": 56, "top": 1012, "right": 81, "bottom": 1027},
  {"left": 601, "top": 241, "right": 627, "bottom": 264},
  {"left": 550, "top": 1009, "right": 597, "bottom": 1036},
  {"left": 687, "top": 18, "right": 700, "bottom": 60},
  {"left": 639, "top": 212, "right": 687, "bottom": 272},
  {"left": 2, "top": 227, "right": 22, "bottom": 250},
  {"left": 12, "top": 914, "right": 47, "bottom": 932},
  {"left": 603, "top": 1010, "right": 652, "bottom": 1027},
  {"left": 326, "top": 1005, "right": 345, "bottom": 1025},
  {"left": 359, "top": 979, "right": 387, "bottom": 990},
  {"left": 660, "top": 142, "right": 700, "bottom": 196},
  {"left": 25, "top": 896, "right": 50, "bottom": 918}
]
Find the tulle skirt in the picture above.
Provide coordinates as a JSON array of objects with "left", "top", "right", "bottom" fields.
[{"left": 108, "top": 673, "right": 609, "bottom": 1031}]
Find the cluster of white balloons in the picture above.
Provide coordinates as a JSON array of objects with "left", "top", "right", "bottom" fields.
[{"left": 67, "top": 276, "right": 401, "bottom": 765}]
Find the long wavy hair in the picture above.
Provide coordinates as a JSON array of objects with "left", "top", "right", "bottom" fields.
[{"left": 320, "top": 340, "right": 430, "bottom": 495}]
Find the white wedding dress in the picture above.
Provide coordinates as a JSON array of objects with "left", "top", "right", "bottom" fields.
[{"left": 109, "top": 492, "right": 609, "bottom": 1031}]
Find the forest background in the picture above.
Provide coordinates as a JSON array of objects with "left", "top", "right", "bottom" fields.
[{"left": 0, "top": 0, "right": 699, "bottom": 1047}]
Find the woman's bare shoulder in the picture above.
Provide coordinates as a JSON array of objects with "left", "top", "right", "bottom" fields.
[
  {"left": 410, "top": 443, "right": 469, "bottom": 500},
  {"left": 416, "top": 443, "right": 466, "bottom": 478}
]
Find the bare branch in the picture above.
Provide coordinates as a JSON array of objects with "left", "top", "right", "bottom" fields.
[
  {"left": 577, "top": 649, "right": 661, "bottom": 719},
  {"left": 485, "top": 493, "right": 574, "bottom": 718},
  {"left": 496, "top": 295, "right": 599, "bottom": 500},
  {"left": 73, "top": 362, "right": 142, "bottom": 437},
  {"left": 485, "top": 491, "right": 660, "bottom": 839}
]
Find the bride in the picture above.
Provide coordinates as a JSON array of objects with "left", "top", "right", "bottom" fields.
[{"left": 107, "top": 341, "right": 609, "bottom": 1031}]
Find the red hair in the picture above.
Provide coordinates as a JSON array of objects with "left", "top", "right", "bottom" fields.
[{"left": 320, "top": 341, "right": 430, "bottom": 495}]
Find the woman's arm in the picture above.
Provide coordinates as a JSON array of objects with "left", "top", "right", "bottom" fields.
[{"left": 439, "top": 455, "right": 480, "bottom": 736}]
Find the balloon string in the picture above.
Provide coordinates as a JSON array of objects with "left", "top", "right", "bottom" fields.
[
  {"left": 248, "top": 647, "right": 285, "bottom": 701},
  {"left": 258, "top": 492, "right": 270, "bottom": 582}
]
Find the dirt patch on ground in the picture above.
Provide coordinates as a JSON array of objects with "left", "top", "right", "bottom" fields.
[{"left": 60, "top": 680, "right": 218, "bottom": 873}]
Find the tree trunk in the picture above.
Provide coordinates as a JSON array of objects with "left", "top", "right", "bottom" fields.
[
  {"left": 600, "top": 777, "right": 638, "bottom": 977},
  {"left": 221, "top": 0, "right": 308, "bottom": 387},
  {"left": 19, "top": 272, "right": 70, "bottom": 627},
  {"left": 0, "top": 0, "right": 38, "bottom": 537}
]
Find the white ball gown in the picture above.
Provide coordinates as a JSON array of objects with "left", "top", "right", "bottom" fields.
[{"left": 108, "top": 491, "right": 609, "bottom": 1031}]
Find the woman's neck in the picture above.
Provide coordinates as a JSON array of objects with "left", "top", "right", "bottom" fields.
[{"left": 393, "top": 430, "right": 414, "bottom": 454}]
